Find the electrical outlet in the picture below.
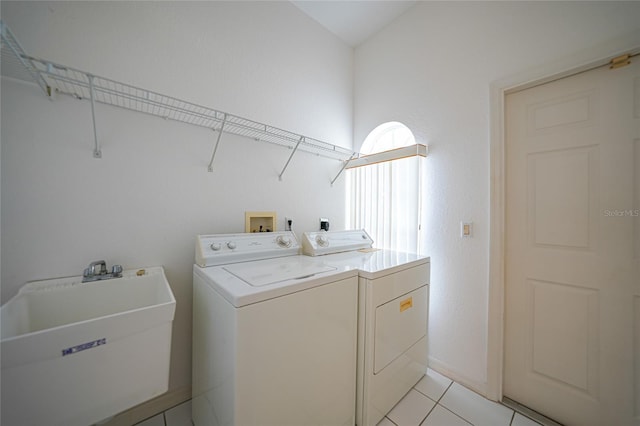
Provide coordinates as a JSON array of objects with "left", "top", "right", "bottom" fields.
[
  {"left": 320, "top": 218, "right": 329, "bottom": 231},
  {"left": 461, "top": 221, "right": 473, "bottom": 238},
  {"left": 285, "top": 217, "right": 293, "bottom": 231}
]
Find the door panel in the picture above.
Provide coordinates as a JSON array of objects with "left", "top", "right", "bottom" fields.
[
  {"left": 528, "top": 146, "right": 598, "bottom": 249},
  {"left": 529, "top": 280, "right": 599, "bottom": 396},
  {"left": 527, "top": 90, "right": 596, "bottom": 135},
  {"left": 505, "top": 58, "right": 639, "bottom": 426}
]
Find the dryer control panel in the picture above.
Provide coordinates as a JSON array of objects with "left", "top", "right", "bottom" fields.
[
  {"left": 302, "top": 229, "right": 373, "bottom": 256},
  {"left": 196, "top": 231, "right": 299, "bottom": 267}
]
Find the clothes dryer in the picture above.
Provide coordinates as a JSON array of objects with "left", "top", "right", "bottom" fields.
[
  {"left": 192, "top": 231, "right": 358, "bottom": 426},
  {"left": 303, "top": 230, "right": 430, "bottom": 426}
]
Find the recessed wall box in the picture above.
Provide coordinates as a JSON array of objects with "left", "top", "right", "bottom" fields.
[{"left": 245, "top": 211, "right": 276, "bottom": 233}]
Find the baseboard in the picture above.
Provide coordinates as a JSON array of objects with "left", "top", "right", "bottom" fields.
[
  {"left": 428, "top": 356, "right": 490, "bottom": 399},
  {"left": 99, "top": 385, "right": 191, "bottom": 426}
]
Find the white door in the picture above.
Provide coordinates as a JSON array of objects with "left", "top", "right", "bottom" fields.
[{"left": 504, "top": 57, "right": 640, "bottom": 426}]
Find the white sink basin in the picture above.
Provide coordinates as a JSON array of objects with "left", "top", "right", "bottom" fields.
[{"left": 1, "top": 266, "right": 176, "bottom": 426}]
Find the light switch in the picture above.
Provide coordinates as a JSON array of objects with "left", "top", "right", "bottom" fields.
[{"left": 461, "top": 222, "right": 473, "bottom": 238}]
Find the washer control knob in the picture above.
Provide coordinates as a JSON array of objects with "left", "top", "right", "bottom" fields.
[
  {"left": 210, "top": 242, "right": 222, "bottom": 251},
  {"left": 227, "top": 241, "right": 237, "bottom": 250},
  {"left": 316, "top": 234, "right": 329, "bottom": 247},
  {"left": 362, "top": 234, "right": 367, "bottom": 239},
  {"left": 276, "top": 235, "right": 292, "bottom": 248}
]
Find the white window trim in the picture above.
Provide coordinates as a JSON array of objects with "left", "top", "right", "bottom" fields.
[{"left": 345, "top": 144, "right": 428, "bottom": 169}]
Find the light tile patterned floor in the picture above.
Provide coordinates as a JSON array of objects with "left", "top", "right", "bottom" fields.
[
  {"left": 135, "top": 369, "right": 547, "bottom": 426},
  {"left": 381, "top": 369, "right": 543, "bottom": 426},
  {"left": 135, "top": 400, "right": 192, "bottom": 426}
]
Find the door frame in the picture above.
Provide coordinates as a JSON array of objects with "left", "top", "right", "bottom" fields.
[{"left": 486, "top": 29, "right": 640, "bottom": 401}]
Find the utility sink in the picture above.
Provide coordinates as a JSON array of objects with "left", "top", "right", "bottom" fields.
[{"left": 1, "top": 266, "right": 176, "bottom": 426}]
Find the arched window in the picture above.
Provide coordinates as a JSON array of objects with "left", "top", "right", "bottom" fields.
[
  {"left": 346, "top": 122, "right": 423, "bottom": 253},
  {"left": 359, "top": 121, "right": 415, "bottom": 154}
]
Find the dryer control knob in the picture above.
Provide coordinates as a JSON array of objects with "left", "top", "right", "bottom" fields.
[
  {"left": 316, "top": 234, "right": 329, "bottom": 247},
  {"left": 227, "top": 241, "right": 237, "bottom": 250},
  {"left": 210, "top": 243, "right": 222, "bottom": 251},
  {"left": 276, "top": 235, "right": 292, "bottom": 248}
]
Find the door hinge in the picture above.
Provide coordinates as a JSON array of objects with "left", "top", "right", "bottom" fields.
[{"left": 610, "top": 54, "right": 631, "bottom": 69}]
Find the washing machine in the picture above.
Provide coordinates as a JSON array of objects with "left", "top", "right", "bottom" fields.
[
  {"left": 302, "top": 230, "right": 430, "bottom": 426},
  {"left": 192, "top": 231, "right": 359, "bottom": 426}
]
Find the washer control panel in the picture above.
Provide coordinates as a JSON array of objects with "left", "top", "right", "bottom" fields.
[
  {"left": 196, "top": 231, "right": 300, "bottom": 267},
  {"left": 302, "top": 229, "right": 373, "bottom": 256}
]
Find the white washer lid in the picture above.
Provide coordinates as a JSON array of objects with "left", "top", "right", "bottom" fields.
[{"left": 223, "top": 256, "right": 336, "bottom": 287}]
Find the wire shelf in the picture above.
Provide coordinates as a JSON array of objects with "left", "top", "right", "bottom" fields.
[
  {"left": 0, "top": 22, "right": 49, "bottom": 94},
  {"left": 0, "top": 20, "right": 354, "bottom": 167}
]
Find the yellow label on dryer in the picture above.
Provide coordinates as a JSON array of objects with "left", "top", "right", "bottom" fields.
[{"left": 400, "top": 297, "right": 413, "bottom": 312}]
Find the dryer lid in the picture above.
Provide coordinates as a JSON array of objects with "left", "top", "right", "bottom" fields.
[{"left": 222, "top": 256, "right": 336, "bottom": 287}]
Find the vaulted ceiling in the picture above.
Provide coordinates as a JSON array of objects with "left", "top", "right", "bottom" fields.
[{"left": 291, "top": 1, "right": 418, "bottom": 47}]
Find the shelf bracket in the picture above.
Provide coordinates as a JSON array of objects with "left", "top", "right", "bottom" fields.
[
  {"left": 88, "top": 74, "right": 101, "bottom": 158},
  {"left": 0, "top": 21, "right": 50, "bottom": 96},
  {"left": 208, "top": 114, "right": 227, "bottom": 172},
  {"left": 330, "top": 152, "right": 357, "bottom": 186},
  {"left": 278, "top": 136, "right": 304, "bottom": 181}
]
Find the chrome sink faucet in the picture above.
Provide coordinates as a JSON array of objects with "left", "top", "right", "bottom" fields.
[{"left": 82, "top": 260, "right": 123, "bottom": 283}]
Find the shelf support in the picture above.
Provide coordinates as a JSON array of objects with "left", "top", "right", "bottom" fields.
[
  {"left": 330, "top": 152, "right": 357, "bottom": 186},
  {"left": 208, "top": 114, "right": 227, "bottom": 172},
  {"left": 88, "top": 75, "right": 101, "bottom": 158},
  {"left": 278, "top": 136, "right": 304, "bottom": 181},
  {"left": 0, "top": 21, "right": 50, "bottom": 96}
]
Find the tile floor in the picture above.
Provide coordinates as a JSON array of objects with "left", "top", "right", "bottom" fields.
[
  {"left": 134, "top": 369, "right": 547, "bottom": 426},
  {"left": 380, "top": 369, "right": 543, "bottom": 426},
  {"left": 135, "top": 399, "right": 192, "bottom": 426}
]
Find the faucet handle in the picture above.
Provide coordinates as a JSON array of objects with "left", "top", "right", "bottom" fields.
[{"left": 111, "top": 265, "right": 123, "bottom": 277}]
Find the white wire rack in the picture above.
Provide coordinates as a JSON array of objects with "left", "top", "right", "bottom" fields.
[
  {"left": 0, "top": 21, "right": 355, "bottom": 180},
  {"left": 0, "top": 21, "right": 49, "bottom": 95}
]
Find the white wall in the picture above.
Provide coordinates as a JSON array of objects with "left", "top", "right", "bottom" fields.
[
  {"left": 354, "top": 1, "right": 640, "bottom": 393},
  {"left": 1, "top": 1, "right": 353, "bottom": 398}
]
